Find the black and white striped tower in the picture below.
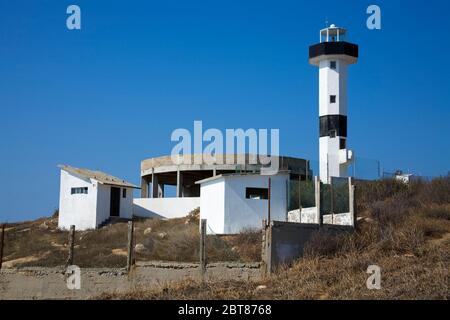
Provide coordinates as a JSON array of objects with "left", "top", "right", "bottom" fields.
[{"left": 309, "top": 24, "right": 358, "bottom": 183}]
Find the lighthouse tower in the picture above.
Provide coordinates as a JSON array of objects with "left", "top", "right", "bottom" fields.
[{"left": 309, "top": 24, "right": 358, "bottom": 183}]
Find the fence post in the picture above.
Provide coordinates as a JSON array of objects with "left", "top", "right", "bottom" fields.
[
  {"left": 261, "top": 219, "right": 267, "bottom": 275},
  {"left": 66, "top": 225, "right": 75, "bottom": 267},
  {"left": 199, "top": 219, "right": 207, "bottom": 277},
  {"left": 267, "top": 178, "right": 271, "bottom": 223},
  {"left": 348, "top": 177, "right": 356, "bottom": 228},
  {"left": 127, "top": 220, "right": 134, "bottom": 272},
  {"left": 0, "top": 224, "right": 5, "bottom": 270},
  {"left": 266, "top": 222, "right": 273, "bottom": 274},
  {"left": 314, "top": 176, "right": 322, "bottom": 226}
]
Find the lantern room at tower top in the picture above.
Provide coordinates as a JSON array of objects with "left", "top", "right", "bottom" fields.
[
  {"left": 320, "top": 24, "right": 346, "bottom": 42},
  {"left": 309, "top": 24, "right": 358, "bottom": 67}
]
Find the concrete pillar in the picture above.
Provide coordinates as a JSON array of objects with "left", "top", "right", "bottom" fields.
[
  {"left": 158, "top": 182, "right": 164, "bottom": 198},
  {"left": 176, "top": 169, "right": 183, "bottom": 198},
  {"left": 348, "top": 177, "right": 356, "bottom": 227},
  {"left": 141, "top": 177, "right": 149, "bottom": 198},
  {"left": 314, "top": 176, "right": 322, "bottom": 225},
  {"left": 152, "top": 171, "right": 158, "bottom": 198}
]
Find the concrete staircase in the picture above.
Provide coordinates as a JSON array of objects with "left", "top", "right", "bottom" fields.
[{"left": 97, "top": 217, "right": 130, "bottom": 229}]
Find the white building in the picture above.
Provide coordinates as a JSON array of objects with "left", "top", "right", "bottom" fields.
[
  {"left": 58, "top": 165, "right": 140, "bottom": 231},
  {"left": 309, "top": 25, "right": 359, "bottom": 183},
  {"left": 395, "top": 172, "right": 417, "bottom": 184},
  {"left": 196, "top": 172, "right": 289, "bottom": 234}
]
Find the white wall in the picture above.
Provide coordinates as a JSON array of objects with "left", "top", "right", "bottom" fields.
[
  {"left": 199, "top": 179, "right": 226, "bottom": 234},
  {"left": 58, "top": 170, "right": 98, "bottom": 230},
  {"left": 200, "top": 174, "right": 288, "bottom": 235},
  {"left": 59, "top": 170, "right": 135, "bottom": 230},
  {"left": 120, "top": 187, "right": 134, "bottom": 219},
  {"left": 224, "top": 174, "right": 288, "bottom": 234},
  {"left": 133, "top": 198, "right": 200, "bottom": 219},
  {"left": 318, "top": 59, "right": 351, "bottom": 183},
  {"left": 96, "top": 185, "right": 134, "bottom": 226}
]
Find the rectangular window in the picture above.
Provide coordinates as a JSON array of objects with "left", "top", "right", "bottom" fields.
[
  {"left": 122, "top": 189, "right": 127, "bottom": 198},
  {"left": 340, "top": 138, "right": 346, "bottom": 149},
  {"left": 246, "top": 187, "right": 269, "bottom": 200},
  {"left": 329, "top": 130, "right": 337, "bottom": 138},
  {"left": 71, "top": 187, "right": 88, "bottom": 195},
  {"left": 330, "top": 95, "right": 336, "bottom": 103},
  {"left": 330, "top": 61, "right": 336, "bottom": 69}
]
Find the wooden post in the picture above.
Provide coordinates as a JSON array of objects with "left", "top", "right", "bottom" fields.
[
  {"left": 0, "top": 224, "right": 5, "bottom": 270},
  {"left": 266, "top": 222, "right": 273, "bottom": 275},
  {"left": 314, "top": 176, "right": 322, "bottom": 226},
  {"left": 349, "top": 177, "right": 356, "bottom": 228},
  {"left": 261, "top": 219, "right": 267, "bottom": 264},
  {"left": 66, "top": 225, "right": 75, "bottom": 267},
  {"left": 199, "top": 219, "right": 207, "bottom": 277},
  {"left": 127, "top": 220, "right": 134, "bottom": 272},
  {"left": 267, "top": 178, "right": 271, "bottom": 223}
]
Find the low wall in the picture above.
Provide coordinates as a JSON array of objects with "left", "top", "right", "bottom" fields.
[
  {"left": 263, "top": 221, "right": 353, "bottom": 273},
  {"left": 133, "top": 198, "right": 200, "bottom": 219},
  {"left": 288, "top": 208, "right": 353, "bottom": 226},
  {"left": 0, "top": 261, "right": 261, "bottom": 300}
]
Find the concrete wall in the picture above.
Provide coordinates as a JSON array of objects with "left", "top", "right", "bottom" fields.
[
  {"left": 288, "top": 208, "right": 352, "bottom": 226},
  {"left": 263, "top": 221, "right": 353, "bottom": 272},
  {"left": 58, "top": 170, "right": 97, "bottom": 230},
  {"left": 288, "top": 207, "right": 317, "bottom": 224},
  {"left": 322, "top": 212, "right": 352, "bottom": 226},
  {"left": 0, "top": 262, "right": 261, "bottom": 300},
  {"left": 133, "top": 198, "right": 200, "bottom": 219},
  {"left": 199, "top": 174, "right": 288, "bottom": 235},
  {"left": 95, "top": 183, "right": 110, "bottom": 227},
  {"left": 224, "top": 174, "right": 288, "bottom": 234},
  {"left": 120, "top": 187, "right": 134, "bottom": 219},
  {"left": 199, "top": 179, "right": 225, "bottom": 234},
  {"left": 59, "top": 170, "right": 134, "bottom": 230}
]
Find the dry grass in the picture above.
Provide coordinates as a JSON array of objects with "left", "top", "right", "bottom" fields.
[
  {"left": 1, "top": 208, "right": 261, "bottom": 268},
  {"left": 101, "top": 178, "right": 450, "bottom": 300}
]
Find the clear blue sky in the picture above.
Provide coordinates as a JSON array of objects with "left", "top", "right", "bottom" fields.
[{"left": 1, "top": 0, "right": 449, "bottom": 222}]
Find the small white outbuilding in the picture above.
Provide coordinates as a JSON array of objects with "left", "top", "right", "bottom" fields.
[
  {"left": 58, "top": 165, "right": 140, "bottom": 231},
  {"left": 196, "top": 172, "right": 289, "bottom": 234}
]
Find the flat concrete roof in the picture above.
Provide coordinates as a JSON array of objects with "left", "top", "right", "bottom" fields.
[
  {"left": 195, "top": 171, "right": 290, "bottom": 185},
  {"left": 141, "top": 154, "right": 309, "bottom": 177}
]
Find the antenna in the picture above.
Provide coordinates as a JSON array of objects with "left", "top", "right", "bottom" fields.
[{"left": 325, "top": 17, "right": 329, "bottom": 28}]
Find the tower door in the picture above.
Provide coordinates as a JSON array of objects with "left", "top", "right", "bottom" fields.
[{"left": 110, "top": 187, "right": 121, "bottom": 217}]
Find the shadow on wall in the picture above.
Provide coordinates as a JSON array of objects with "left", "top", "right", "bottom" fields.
[
  {"left": 132, "top": 198, "right": 201, "bottom": 219},
  {"left": 132, "top": 204, "right": 165, "bottom": 219}
]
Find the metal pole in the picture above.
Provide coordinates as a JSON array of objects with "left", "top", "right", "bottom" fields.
[
  {"left": 0, "top": 224, "right": 5, "bottom": 270},
  {"left": 127, "top": 220, "right": 134, "bottom": 271},
  {"left": 298, "top": 174, "right": 302, "bottom": 211}
]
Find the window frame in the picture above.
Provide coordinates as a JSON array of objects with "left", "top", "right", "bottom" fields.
[
  {"left": 330, "top": 95, "right": 337, "bottom": 104},
  {"left": 71, "top": 187, "right": 88, "bottom": 195},
  {"left": 340, "top": 138, "right": 346, "bottom": 149},
  {"left": 245, "top": 187, "right": 269, "bottom": 200}
]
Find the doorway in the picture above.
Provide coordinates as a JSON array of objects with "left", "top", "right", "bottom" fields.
[{"left": 110, "top": 187, "right": 120, "bottom": 217}]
